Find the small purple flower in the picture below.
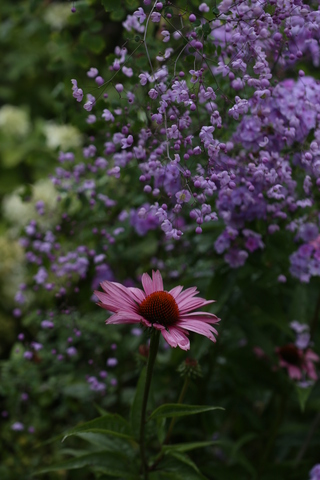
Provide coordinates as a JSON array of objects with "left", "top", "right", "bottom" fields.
[
  {"left": 34, "top": 267, "right": 48, "bottom": 285},
  {"left": 131, "top": 327, "right": 142, "bottom": 336},
  {"left": 175, "top": 189, "right": 191, "bottom": 204},
  {"left": 121, "top": 135, "right": 134, "bottom": 149},
  {"left": 102, "top": 109, "right": 115, "bottom": 122},
  {"left": 86, "top": 115, "right": 96, "bottom": 124},
  {"left": 151, "top": 12, "right": 161, "bottom": 22},
  {"left": 66, "top": 347, "right": 77, "bottom": 357},
  {"left": 84, "top": 101, "right": 94, "bottom": 112},
  {"left": 224, "top": 248, "right": 248, "bottom": 268},
  {"left": 11, "top": 422, "right": 24, "bottom": 431},
  {"left": 139, "top": 73, "right": 148, "bottom": 86},
  {"left": 189, "top": 69, "right": 201, "bottom": 84},
  {"left": 199, "top": 2, "right": 209, "bottom": 12},
  {"left": 310, "top": 464, "right": 320, "bottom": 480},
  {"left": 24, "top": 351, "right": 33, "bottom": 360},
  {"left": 133, "top": 7, "right": 146, "bottom": 24},
  {"left": 31, "top": 342, "right": 43, "bottom": 351},
  {"left": 87, "top": 67, "right": 98, "bottom": 78},
  {"left": 106, "top": 358, "right": 118, "bottom": 367},
  {"left": 277, "top": 275, "right": 287, "bottom": 283},
  {"left": 41, "top": 319, "right": 54, "bottom": 329},
  {"left": 122, "top": 66, "right": 133, "bottom": 77}
]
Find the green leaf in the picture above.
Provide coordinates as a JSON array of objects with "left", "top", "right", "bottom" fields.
[
  {"left": 296, "top": 385, "right": 313, "bottom": 412},
  {"left": 148, "top": 404, "right": 224, "bottom": 421},
  {"left": 35, "top": 452, "right": 137, "bottom": 477},
  {"left": 202, "top": 23, "right": 211, "bottom": 36},
  {"left": 212, "top": 6, "right": 220, "bottom": 16},
  {"left": 79, "top": 31, "right": 105, "bottom": 54},
  {"left": 162, "top": 441, "right": 218, "bottom": 453},
  {"left": 94, "top": 403, "right": 109, "bottom": 416},
  {"left": 110, "top": 8, "right": 126, "bottom": 21},
  {"left": 151, "top": 452, "right": 208, "bottom": 480},
  {"left": 75, "top": 433, "right": 137, "bottom": 458},
  {"left": 62, "top": 413, "right": 133, "bottom": 442},
  {"left": 125, "top": 0, "right": 140, "bottom": 9},
  {"left": 131, "top": 367, "right": 146, "bottom": 440},
  {"left": 101, "top": 0, "right": 121, "bottom": 12}
]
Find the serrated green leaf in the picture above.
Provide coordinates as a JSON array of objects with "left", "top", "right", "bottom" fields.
[
  {"left": 62, "top": 413, "right": 133, "bottom": 442},
  {"left": 148, "top": 404, "right": 224, "bottom": 421},
  {"left": 35, "top": 451, "right": 137, "bottom": 477},
  {"left": 131, "top": 367, "right": 146, "bottom": 440}
]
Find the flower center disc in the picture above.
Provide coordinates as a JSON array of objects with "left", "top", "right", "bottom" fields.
[
  {"left": 139, "top": 291, "right": 179, "bottom": 327},
  {"left": 279, "top": 345, "right": 302, "bottom": 366}
]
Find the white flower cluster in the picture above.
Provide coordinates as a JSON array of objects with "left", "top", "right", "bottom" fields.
[
  {"left": 43, "top": 3, "right": 72, "bottom": 30},
  {"left": 3, "top": 179, "right": 60, "bottom": 231},
  {"left": 43, "top": 122, "right": 82, "bottom": 150},
  {"left": 0, "top": 105, "right": 30, "bottom": 137}
]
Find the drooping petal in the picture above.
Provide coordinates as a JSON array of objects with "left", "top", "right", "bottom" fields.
[
  {"left": 179, "top": 311, "right": 219, "bottom": 323},
  {"left": 177, "top": 319, "right": 218, "bottom": 342},
  {"left": 105, "top": 312, "right": 142, "bottom": 324},
  {"left": 177, "top": 296, "right": 215, "bottom": 314},
  {"left": 161, "top": 326, "right": 190, "bottom": 351},
  {"left": 287, "top": 364, "right": 302, "bottom": 380},
  {"left": 305, "top": 361, "right": 318, "bottom": 381}
]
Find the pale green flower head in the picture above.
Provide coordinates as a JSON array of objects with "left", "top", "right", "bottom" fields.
[{"left": 0, "top": 105, "right": 30, "bottom": 137}]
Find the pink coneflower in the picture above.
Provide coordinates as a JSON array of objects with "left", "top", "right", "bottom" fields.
[
  {"left": 94, "top": 270, "right": 219, "bottom": 351},
  {"left": 276, "top": 344, "right": 319, "bottom": 381}
]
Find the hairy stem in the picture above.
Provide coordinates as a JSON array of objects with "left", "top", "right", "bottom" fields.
[{"left": 139, "top": 329, "right": 160, "bottom": 480}]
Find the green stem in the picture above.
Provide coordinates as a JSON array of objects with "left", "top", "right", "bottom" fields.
[
  {"left": 139, "top": 329, "right": 160, "bottom": 480},
  {"left": 164, "top": 376, "right": 190, "bottom": 445},
  {"left": 256, "top": 393, "right": 287, "bottom": 479},
  {"left": 150, "top": 376, "right": 190, "bottom": 473}
]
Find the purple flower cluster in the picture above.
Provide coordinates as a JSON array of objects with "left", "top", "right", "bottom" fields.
[
  {"left": 62, "top": 0, "right": 320, "bottom": 276},
  {"left": 11, "top": 0, "right": 320, "bottom": 321}
]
